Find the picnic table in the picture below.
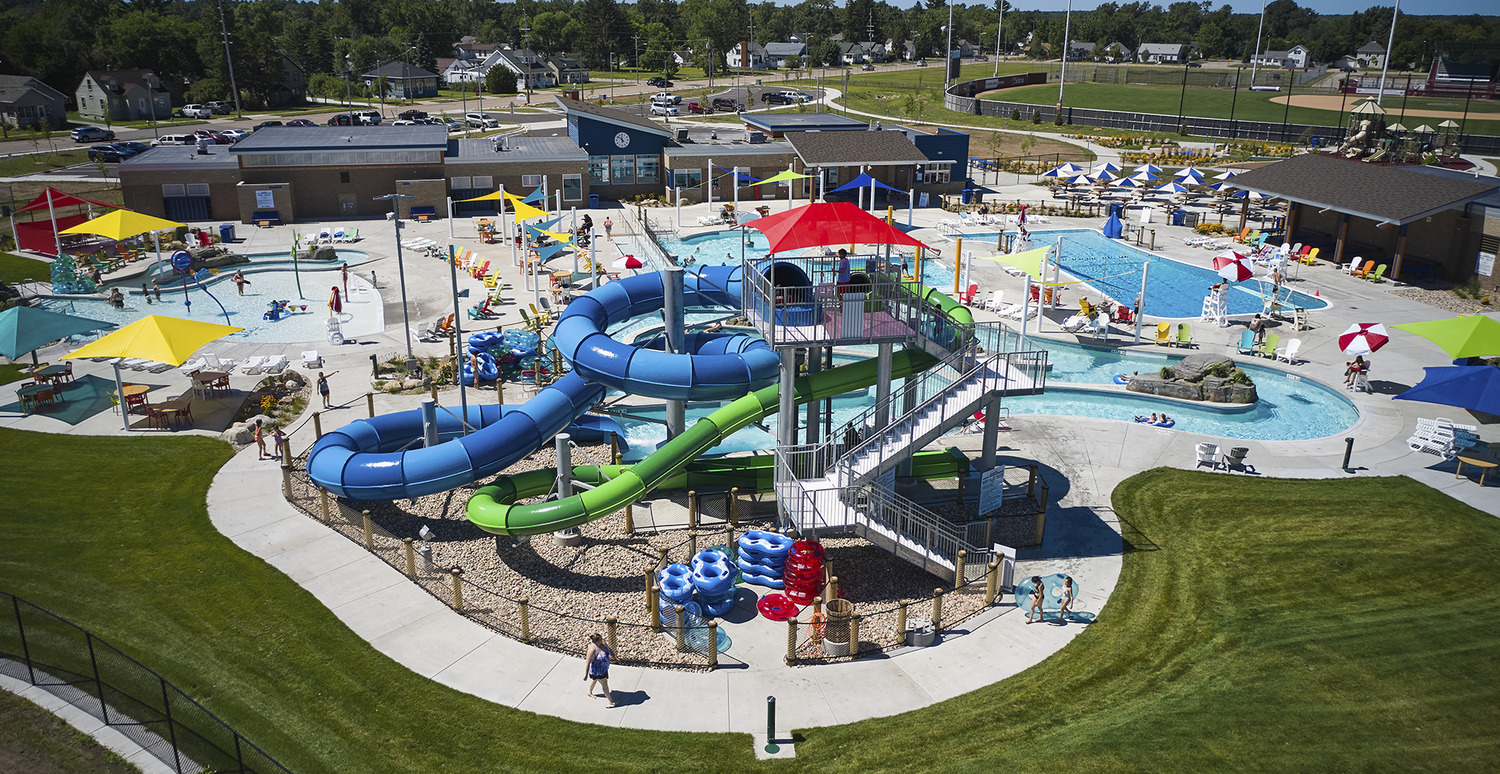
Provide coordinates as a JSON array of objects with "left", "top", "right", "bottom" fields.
[
  {"left": 193, "top": 370, "right": 230, "bottom": 397},
  {"left": 33, "top": 363, "right": 73, "bottom": 385},
  {"left": 1455, "top": 444, "right": 1498, "bottom": 486},
  {"left": 16, "top": 383, "right": 59, "bottom": 413}
]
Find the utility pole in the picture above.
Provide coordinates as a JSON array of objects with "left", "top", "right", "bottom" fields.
[
  {"left": 1376, "top": 0, "right": 1400, "bottom": 106},
  {"left": 944, "top": 3, "right": 954, "bottom": 90},
  {"left": 1250, "top": 0, "right": 1267, "bottom": 86},
  {"left": 994, "top": 0, "right": 1005, "bottom": 78},
  {"left": 1057, "top": 0, "right": 1073, "bottom": 114},
  {"left": 215, "top": 0, "right": 242, "bottom": 118},
  {"left": 634, "top": 34, "right": 641, "bottom": 83}
]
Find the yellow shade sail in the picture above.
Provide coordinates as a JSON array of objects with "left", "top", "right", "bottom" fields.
[
  {"left": 538, "top": 229, "right": 573, "bottom": 243},
  {"left": 63, "top": 315, "right": 243, "bottom": 366},
  {"left": 60, "top": 209, "right": 184, "bottom": 241},
  {"left": 977, "top": 244, "right": 1053, "bottom": 279},
  {"left": 749, "top": 169, "right": 811, "bottom": 186}
]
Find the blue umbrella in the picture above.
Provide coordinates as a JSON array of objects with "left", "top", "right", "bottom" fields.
[
  {"left": 1175, "top": 167, "right": 1206, "bottom": 180},
  {"left": 1207, "top": 181, "right": 1237, "bottom": 192},
  {"left": 1394, "top": 365, "right": 1500, "bottom": 416},
  {"left": 1043, "top": 163, "right": 1083, "bottom": 178},
  {"left": 1064, "top": 174, "right": 1092, "bottom": 185},
  {"left": 1102, "top": 203, "right": 1124, "bottom": 238},
  {"left": 1094, "top": 169, "right": 1119, "bottom": 181},
  {"left": 1155, "top": 181, "right": 1190, "bottom": 194},
  {"left": 1134, "top": 163, "right": 1162, "bottom": 175},
  {"left": 1116, "top": 177, "right": 1143, "bottom": 188}
]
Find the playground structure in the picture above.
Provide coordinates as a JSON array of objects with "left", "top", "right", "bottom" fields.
[
  {"left": 1336, "top": 99, "right": 1468, "bottom": 164},
  {"left": 304, "top": 202, "right": 1050, "bottom": 662}
]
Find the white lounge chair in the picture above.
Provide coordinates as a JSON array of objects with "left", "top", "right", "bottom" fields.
[
  {"left": 1195, "top": 442, "right": 1220, "bottom": 469},
  {"left": 982, "top": 290, "right": 1004, "bottom": 312},
  {"left": 239, "top": 356, "right": 267, "bottom": 374},
  {"left": 260, "top": 355, "right": 288, "bottom": 374},
  {"left": 203, "top": 353, "right": 235, "bottom": 371},
  {"left": 1060, "top": 314, "right": 1091, "bottom": 333},
  {"left": 1274, "top": 338, "right": 1302, "bottom": 365},
  {"left": 178, "top": 358, "right": 206, "bottom": 374},
  {"left": 301, "top": 350, "right": 322, "bottom": 368}
]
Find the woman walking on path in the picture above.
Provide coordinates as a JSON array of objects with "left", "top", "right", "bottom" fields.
[
  {"left": 603, "top": 217, "right": 613, "bottom": 240},
  {"left": 1026, "top": 575, "right": 1046, "bottom": 624},
  {"left": 584, "top": 633, "right": 616, "bottom": 707},
  {"left": 317, "top": 371, "right": 339, "bottom": 409}
]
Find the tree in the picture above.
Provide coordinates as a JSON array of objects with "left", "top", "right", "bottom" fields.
[
  {"left": 640, "top": 22, "right": 676, "bottom": 75},
  {"left": 487, "top": 66, "right": 519, "bottom": 95},
  {"left": 578, "top": 0, "right": 630, "bottom": 69},
  {"left": 104, "top": 12, "right": 205, "bottom": 86},
  {"left": 784, "top": 54, "right": 803, "bottom": 73}
]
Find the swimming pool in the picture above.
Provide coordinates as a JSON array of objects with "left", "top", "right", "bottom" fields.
[
  {"left": 966, "top": 229, "right": 1328, "bottom": 318},
  {"left": 41, "top": 268, "right": 380, "bottom": 344},
  {"left": 134, "top": 250, "right": 371, "bottom": 285}
]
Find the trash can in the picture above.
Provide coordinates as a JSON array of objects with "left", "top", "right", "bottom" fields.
[
  {"left": 961, "top": 189, "right": 973, "bottom": 204},
  {"left": 589, "top": 194, "right": 600, "bottom": 209},
  {"left": 219, "top": 223, "right": 236, "bottom": 243}
]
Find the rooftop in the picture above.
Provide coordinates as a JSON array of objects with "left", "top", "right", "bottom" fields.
[
  {"left": 555, "top": 96, "right": 673, "bottom": 137},
  {"left": 1226, "top": 154, "right": 1498, "bottom": 226},
  {"left": 230, "top": 126, "right": 450, "bottom": 154},
  {"left": 741, "top": 113, "right": 868, "bottom": 132},
  {"left": 663, "top": 140, "right": 795, "bottom": 158},
  {"left": 449, "top": 135, "right": 588, "bottom": 163},
  {"left": 786, "top": 129, "right": 928, "bottom": 166},
  {"left": 118, "top": 144, "right": 238, "bottom": 170}
]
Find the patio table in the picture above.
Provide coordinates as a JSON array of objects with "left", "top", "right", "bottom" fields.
[
  {"left": 16, "top": 383, "right": 57, "bottom": 413},
  {"left": 33, "top": 363, "right": 72, "bottom": 384}
]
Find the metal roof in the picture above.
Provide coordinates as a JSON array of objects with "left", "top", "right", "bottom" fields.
[
  {"left": 229, "top": 125, "right": 450, "bottom": 154},
  {"left": 786, "top": 130, "right": 928, "bottom": 166},
  {"left": 449, "top": 135, "right": 587, "bottom": 163},
  {"left": 119, "top": 145, "right": 238, "bottom": 170},
  {"left": 1225, "top": 154, "right": 1498, "bottom": 226},
  {"left": 742, "top": 114, "right": 868, "bottom": 132},
  {"left": 555, "top": 96, "right": 673, "bottom": 138}
]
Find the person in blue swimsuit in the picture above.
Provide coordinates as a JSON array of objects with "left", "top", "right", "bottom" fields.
[{"left": 585, "top": 633, "right": 616, "bottom": 707}]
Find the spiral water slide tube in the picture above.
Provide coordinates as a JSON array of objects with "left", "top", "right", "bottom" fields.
[
  {"left": 467, "top": 270, "right": 975, "bottom": 536},
  {"left": 305, "top": 265, "right": 777, "bottom": 500}
]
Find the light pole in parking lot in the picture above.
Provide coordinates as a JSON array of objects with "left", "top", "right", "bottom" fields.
[
  {"left": 344, "top": 55, "right": 355, "bottom": 127},
  {"left": 374, "top": 192, "right": 417, "bottom": 370},
  {"left": 146, "top": 75, "right": 160, "bottom": 139},
  {"left": 215, "top": 0, "right": 242, "bottom": 118}
]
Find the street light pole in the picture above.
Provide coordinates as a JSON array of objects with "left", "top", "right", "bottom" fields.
[
  {"left": 215, "top": 0, "right": 243, "bottom": 118},
  {"left": 374, "top": 192, "right": 417, "bottom": 370},
  {"left": 344, "top": 55, "right": 354, "bottom": 127},
  {"left": 993, "top": 0, "right": 1005, "bottom": 78},
  {"left": 1177, "top": 58, "right": 1190, "bottom": 127},
  {"left": 1376, "top": 0, "right": 1400, "bottom": 107},
  {"left": 1057, "top": 0, "right": 1072, "bottom": 115},
  {"left": 146, "top": 75, "right": 160, "bottom": 139}
]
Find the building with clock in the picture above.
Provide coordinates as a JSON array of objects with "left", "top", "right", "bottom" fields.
[{"left": 558, "top": 96, "right": 675, "bottom": 201}]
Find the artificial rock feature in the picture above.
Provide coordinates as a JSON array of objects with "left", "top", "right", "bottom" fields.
[{"left": 1126, "top": 354, "right": 1257, "bottom": 404}]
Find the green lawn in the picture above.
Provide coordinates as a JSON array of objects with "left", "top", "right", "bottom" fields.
[
  {"left": 2, "top": 428, "right": 1497, "bottom": 771},
  {"left": 1, "top": 148, "right": 93, "bottom": 177},
  {"left": 0, "top": 363, "right": 31, "bottom": 384},
  {"left": 0, "top": 253, "right": 52, "bottom": 284},
  {"left": 63, "top": 111, "right": 204, "bottom": 130},
  {"left": 990, "top": 81, "right": 1500, "bottom": 136},
  {"left": 0, "top": 688, "right": 140, "bottom": 773}
]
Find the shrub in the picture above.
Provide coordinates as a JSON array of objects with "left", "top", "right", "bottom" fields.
[
  {"left": 1011, "top": 107, "right": 1021, "bottom": 121},
  {"left": 1160, "top": 366, "right": 1173, "bottom": 379},
  {"left": 1031, "top": 111, "right": 1042, "bottom": 124}
]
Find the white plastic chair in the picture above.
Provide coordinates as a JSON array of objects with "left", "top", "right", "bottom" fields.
[
  {"left": 1274, "top": 338, "right": 1302, "bottom": 365},
  {"left": 1195, "top": 442, "right": 1220, "bottom": 470},
  {"left": 239, "top": 356, "right": 267, "bottom": 374},
  {"left": 260, "top": 355, "right": 288, "bottom": 374},
  {"left": 301, "top": 350, "right": 322, "bottom": 368}
]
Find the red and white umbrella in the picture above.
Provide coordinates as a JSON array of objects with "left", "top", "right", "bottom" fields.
[
  {"left": 1338, "top": 323, "right": 1390, "bottom": 355},
  {"left": 611, "top": 255, "right": 644, "bottom": 270},
  {"left": 1212, "top": 251, "right": 1254, "bottom": 282}
]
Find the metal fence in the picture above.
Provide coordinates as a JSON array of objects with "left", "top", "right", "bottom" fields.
[
  {"left": 945, "top": 77, "right": 1500, "bottom": 155},
  {"left": 0, "top": 591, "right": 293, "bottom": 774}
]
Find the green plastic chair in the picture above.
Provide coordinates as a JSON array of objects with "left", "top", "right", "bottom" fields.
[
  {"left": 1368, "top": 264, "right": 1388, "bottom": 283},
  {"left": 1259, "top": 332, "right": 1280, "bottom": 358},
  {"left": 1176, "top": 323, "right": 1194, "bottom": 348}
]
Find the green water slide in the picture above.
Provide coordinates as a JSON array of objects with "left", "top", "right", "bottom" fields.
[{"left": 466, "top": 274, "right": 975, "bottom": 536}]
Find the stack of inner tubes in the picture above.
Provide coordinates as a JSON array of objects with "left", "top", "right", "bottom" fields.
[
  {"left": 783, "top": 539, "right": 825, "bottom": 606},
  {"left": 690, "top": 549, "right": 737, "bottom": 617},
  {"left": 462, "top": 331, "right": 503, "bottom": 385},
  {"left": 736, "top": 530, "right": 793, "bottom": 590},
  {"left": 656, "top": 563, "right": 695, "bottom": 625}
]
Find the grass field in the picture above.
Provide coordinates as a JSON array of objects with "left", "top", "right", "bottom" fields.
[
  {"left": 3, "top": 427, "right": 1498, "bottom": 772},
  {"left": 0, "top": 253, "right": 53, "bottom": 285}
]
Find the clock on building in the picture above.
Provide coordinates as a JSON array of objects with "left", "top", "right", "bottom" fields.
[{"left": 614, "top": 131, "right": 630, "bottom": 149}]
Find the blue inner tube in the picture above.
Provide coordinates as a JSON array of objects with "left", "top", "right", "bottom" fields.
[
  {"left": 1133, "top": 416, "right": 1176, "bottom": 428},
  {"left": 1113, "top": 374, "right": 1129, "bottom": 385},
  {"left": 737, "top": 556, "right": 783, "bottom": 577},
  {"left": 659, "top": 575, "right": 695, "bottom": 603},
  {"left": 741, "top": 572, "right": 785, "bottom": 590}
]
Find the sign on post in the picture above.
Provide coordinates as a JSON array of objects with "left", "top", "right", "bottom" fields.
[{"left": 977, "top": 464, "right": 1006, "bottom": 518}]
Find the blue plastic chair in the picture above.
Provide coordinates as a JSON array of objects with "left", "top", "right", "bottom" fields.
[{"left": 1235, "top": 329, "right": 1256, "bottom": 354}]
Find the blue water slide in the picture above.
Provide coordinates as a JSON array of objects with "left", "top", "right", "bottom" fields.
[{"left": 307, "top": 265, "right": 779, "bottom": 500}]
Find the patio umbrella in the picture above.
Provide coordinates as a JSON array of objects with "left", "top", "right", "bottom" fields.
[
  {"left": 1097, "top": 162, "right": 1122, "bottom": 173},
  {"left": 1215, "top": 170, "right": 1240, "bottom": 180},
  {"left": 612, "top": 255, "right": 644, "bottom": 270},
  {"left": 0, "top": 306, "right": 115, "bottom": 366},
  {"left": 1043, "top": 163, "right": 1083, "bottom": 178},
  {"left": 1094, "top": 169, "right": 1119, "bottom": 182},
  {"left": 1134, "top": 163, "right": 1162, "bottom": 175},
  {"left": 64, "top": 315, "right": 243, "bottom": 431},
  {"left": 1213, "top": 251, "right": 1254, "bottom": 282},
  {"left": 1337, "top": 323, "right": 1390, "bottom": 355},
  {"left": 1393, "top": 365, "right": 1500, "bottom": 416},
  {"left": 1392, "top": 315, "right": 1500, "bottom": 359},
  {"left": 1207, "top": 181, "right": 1237, "bottom": 192},
  {"left": 1063, "top": 174, "right": 1093, "bottom": 185},
  {"left": 1175, "top": 167, "right": 1206, "bottom": 180},
  {"left": 1156, "top": 181, "right": 1190, "bottom": 194},
  {"left": 1130, "top": 172, "right": 1159, "bottom": 183},
  {"left": 743, "top": 202, "right": 928, "bottom": 254},
  {"left": 1116, "top": 176, "right": 1143, "bottom": 188}
]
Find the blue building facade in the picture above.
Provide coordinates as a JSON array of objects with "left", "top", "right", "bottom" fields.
[
  {"left": 909, "top": 128, "right": 970, "bottom": 191},
  {"left": 563, "top": 98, "right": 674, "bottom": 198}
]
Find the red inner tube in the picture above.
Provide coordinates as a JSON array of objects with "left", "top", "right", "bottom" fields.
[{"left": 756, "top": 593, "right": 800, "bottom": 621}]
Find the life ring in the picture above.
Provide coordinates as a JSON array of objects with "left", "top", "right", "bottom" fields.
[
  {"left": 756, "top": 593, "right": 798, "bottom": 620},
  {"left": 659, "top": 574, "right": 695, "bottom": 603},
  {"left": 1113, "top": 374, "right": 1130, "bottom": 385},
  {"left": 691, "top": 563, "right": 735, "bottom": 598}
]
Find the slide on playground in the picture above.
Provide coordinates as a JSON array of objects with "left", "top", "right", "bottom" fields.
[
  {"left": 305, "top": 265, "right": 780, "bottom": 500},
  {"left": 465, "top": 272, "right": 974, "bottom": 536}
]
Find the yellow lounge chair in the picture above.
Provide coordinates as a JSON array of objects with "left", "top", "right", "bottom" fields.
[{"left": 1154, "top": 321, "right": 1172, "bottom": 346}]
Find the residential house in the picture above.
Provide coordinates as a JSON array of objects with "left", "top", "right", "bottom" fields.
[
  {"left": 75, "top": 70, "right": 174, "bottom": 123},
  {"left": 788, "top": 32, "right": 815, "bottom": 45},
  {"left": 887, "top": 39, "right": 918, "bottom": 61},
  {"left": 0, "top": 74, "right": 67, "bottom": 130},
  {"left": 765, "top": 42, "right": 808, "bottom": 69},
  {"left": 727, "top": 42, "right": 768, "bottom": 70},
  {"left": 266, "top": 56, "right": 307, "bottom": 107},
  {"left": 441, "top": 58, "right": 484, "bottom": 85},
  {"left": 1251, "top": 45, "right": 1310, "bottom": 69},
  {"left": 487, "top": 49, "right": 556, "bottom": 89},
  {"left": 361, "top": 61, "right": 440, "bottom": 99},
  {"left": 838, "top": 42, "right": 868, "bottom": 65},
  {"left": 1099, "top": 42, "right": 1132, "bottom": 63},
  {"left": 863, "top": 42, "right": 888, "bottom": 62},
  {"left": 545, "top": 54, "right": 590, "bottom": 85},
  {"left": 1355, "top": 41, "right": 1386, "bottom": 70},
  {"left": 672, "top": 51, "right": 695, "bottom": 68},
  {"left": 1066, "top": 41, "right": 1094, "bottom": 61},
  {"left": 1136, "top": 43, "right": 1186, "bottom": 64},
  {"left": 455, "top": 40, "right": 500, "bottom": 61}
]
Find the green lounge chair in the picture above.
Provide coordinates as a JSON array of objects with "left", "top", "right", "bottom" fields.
[
  {"left": 1175, "top": 323, "right": 1194, "bottom": 348},
  {"left": 1258, "top": 332, "right": 1280, "bottom": 358},
  {"left": 1368, "top": 264, "right": 1388, "bottom": 283}
]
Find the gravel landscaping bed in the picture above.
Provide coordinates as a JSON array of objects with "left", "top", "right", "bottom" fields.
[{"left": 1391, "top": 286, "right": 1494, "bottom": 315}]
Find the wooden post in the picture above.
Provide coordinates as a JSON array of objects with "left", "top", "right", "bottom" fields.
[
  {"left": 312, "top": 411, "right": 322, "bottom": 439},
  {"left": 281, "top": 467, "right": 292, "bottom": 498},
  {"left": 361, "top": 510, "right": 373, "bottom": 549},
  {"left": 687, "top": 490, "right": 698, "bottom": 530},
  {"left": 954, "top": 550, "right": 967, "bottom": 590},
  {"left": 610, "top": 433, "right": 620, "bottom": 465},
  {"left": 624, "top": 503, "right": 634, "bottom": 535},
  {"left": 932, "top": 588, "right": 944, "bottom": 631},
  {"left": 404, "top": 537, "right": 416, "bottom": 577},
  {"left": 606, "top": 616, "right": 618, "bottom": 652},
  {"left": 649, "top": 585, "right": 662, "bottom": 632},
  {"left": 451, "top": 568, "right": 464, "bottom": 612},
  {"left": 366, "top": 391, "right": 375, "bottom": 418},
  {"left": 318, "top": 489, "right": 330, "bottom": 523},
  {"left": 657, "top": 548, "right": 668, "bottom": 572},
  {"left": 674, "top": 605, "right": 687, "bottom": 652},
  {"left": 688, "top": 530, "right": 697, "bottom": 560},
  {"left": 786, "top": 618, "right": 798, "bottom": 665},
  {"left": 1036, "top": 479, "right": 1050, "bottom": 546},
  {"left": 430, "top": 382, "right": 439, "bottom": 402},
  {"left": 519, "top": 597, "right": 530, "bottom": 642},
  {"left": 725, "top": 524, "right": 734, "bottom": 558},
  {"left": 827, "top": 575, "right": 840, "bottom": 602},
  {"left": 707, "top": 621, "right": 719, "bottom": 669},
  {"left": 729, "top": 487, "right": 740, "bottom": 526},
  {"left": 813, "top": 595, "right": 823, "bottom": 618},
  {"left": 896, "top": 601, "right": 908, "bottom": 646},
  {"left": 849, "top": 613, "right": 861, "bottom": 658},
  {"left": 985, "top": 559, "right": 999, "bottom": 606}
]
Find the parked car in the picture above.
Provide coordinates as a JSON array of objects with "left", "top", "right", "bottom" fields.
[
  {"left": 285, "top": 118, "right": 317, "bottom": 127},
  {"left": 218, "top": 129, "right": 248, "bottom": 141},
  {"left": 650, "top": 103, "right": 680, "bottom": 116},
  {"left": 651, "top": 91, "right": 681, "bottom": 105},
  {"left": 327, "top": 113, "right": 358, "bottom": 126},
  {"left": 70, "top": 126, "right": 115, "bottom": 143},
  {"left": 761, "top": 92, "right": 795, "bottom": 105},
  {"left": 390, "top": 119, "right": 420, "bottom": 126},
  {"left": 87, "top": 144, "right": 136, "bottom": 162},
  {"left": 205, "top": 101, "right": 232, "bottom": 115},
  {"left": 1186, "top": 61, "right": 1202, "bottom": 68},
  {"left": 465, "top": 112, "right": 499, "bottom": 128},
  {"left": 686, "top": 101, "right": 709, "bottom": 114},
  {"left": 861, "top": 63, "right": 875, "bottom": 71},
  {"left": 152, "top": 134, "right": 194, "bottom": 146},
  {"left": 192, "top": 129, "right": 231, "bottom": 144},
  {"left": 351, "top": 110, "right": 382, "bottom": 125},
  {"left": 443, "top": 119, "right": 465, "bottom": 131},
  {"left": 114, "top": 141, "right": 151, "bottom": 154},
  {"left": 916, "top": 59, "right": 928, "bottom": 67},
  {"left": 711, "top": 97, "right": 741, "bottom": 113},
  {"left": 397, "top": 109, "right": 429, "bottom": 120},
  {"left": 647, "top": 76, "right": 672, "bottom": 88},
  {"left": 179, "top": 104, "right": 213, "bottom": 119},
  {"left": 782, "top": 90, "right": 814, "bottom": 103},
  {"left": 252, "top": 120, "right": 283, "bottom": 131}
]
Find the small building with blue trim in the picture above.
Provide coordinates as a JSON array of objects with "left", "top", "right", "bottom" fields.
[{"left": 557, "top": 96, "right": 674, "bottom": 200}]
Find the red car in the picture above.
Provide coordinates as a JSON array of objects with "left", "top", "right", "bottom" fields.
[{"left": 687, "top": 101, "right": 710, "bottom": 114}]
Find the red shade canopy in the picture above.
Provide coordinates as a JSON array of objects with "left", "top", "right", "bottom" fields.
[
  {"left": 1212, "top": 251, "right": 1254, "bottom": 283},
  {"left": 18, "top": 187, "right": 122, "bottom": 213},
  {"left": 1338, "top": 323, "right": 1389, "bottom": 355},
  {"left": 741, "top": 202, "right": 929, "bottom": 254}
]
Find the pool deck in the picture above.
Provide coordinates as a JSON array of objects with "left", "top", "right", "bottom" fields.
[{"left": 4, "top": 190, "right": 1496, "bottom": 742}]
